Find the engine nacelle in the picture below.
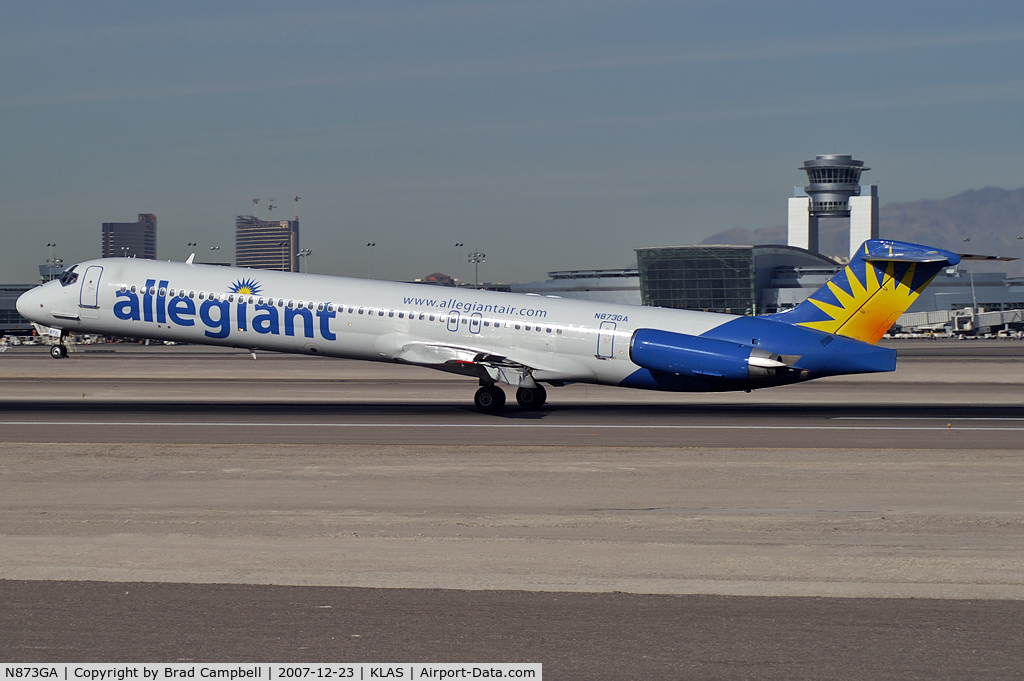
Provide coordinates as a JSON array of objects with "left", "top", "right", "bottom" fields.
[{"left": 629, "top": 328, "right": 786, "bottom": 381}]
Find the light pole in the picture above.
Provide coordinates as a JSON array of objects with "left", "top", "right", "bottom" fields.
[
  {"left": 468, "top": 250, "right": 485, "bottom": 289},
  {"left": 278, "top": 241, "right": 289, "bottom": 271},
  {"left": 297, "top": 248, "right": 312, "bottom": 273},
  {"left": 454, "top": 242, "right": 464, "bottom": 285},
  {"left": 121, "top": 246, "right": 131, "bottom": 258},
  {"left": 45, "top": 243, "right": 58, "bottom": 280},
  {"left": 365, "top": 243, "right": 376, "bottom": 279},
  {"left": 963, "top": 237, "right": 978, "bottom": 312}
]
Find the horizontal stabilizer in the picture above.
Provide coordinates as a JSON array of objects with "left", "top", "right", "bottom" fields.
[
  {"left": 861, "top": 241, "right": 963, "bottom": 264},
  {"left": 957, "top": 253, "right": 1019, "bottom": 262}
]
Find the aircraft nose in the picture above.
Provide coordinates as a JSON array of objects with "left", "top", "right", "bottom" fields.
[{"left": 16, "top": 286, "right": 46, "bottom": 321}]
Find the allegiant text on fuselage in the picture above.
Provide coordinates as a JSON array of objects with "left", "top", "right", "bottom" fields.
[{"left": 113, "top": 279, "right": 550, "bottom": 341}]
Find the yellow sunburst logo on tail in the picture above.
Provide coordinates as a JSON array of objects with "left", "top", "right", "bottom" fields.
[{"left": 798, "top": 261, "right": 932, "bottom": 345}]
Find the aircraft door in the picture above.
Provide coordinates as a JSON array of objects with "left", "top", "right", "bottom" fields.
[
  {"left": 470, "top": 313, "right": 482, "bottom": 334},
  {"left": 447, "top": 311, "right": 460, "bottom": 332},
  {"left": 79, "top": 265, "right": 103, "bottom": 309},
  {"left": 597, "top": 321, "right": 616, "bottom": 358}
]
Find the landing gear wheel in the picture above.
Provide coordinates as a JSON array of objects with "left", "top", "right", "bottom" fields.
[
  {"left": 50, "top": 345, "right": 67, "bottom": 359},
  {"left": 474, "top": 385, "right": 506, "bottom": 413},
  {"left": 516, "top": 385, "right": 547, "bottom": 410}
]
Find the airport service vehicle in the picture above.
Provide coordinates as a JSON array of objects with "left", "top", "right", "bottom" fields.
[{"left": 17, "top": 239, "right": 959, "bottom": 412}]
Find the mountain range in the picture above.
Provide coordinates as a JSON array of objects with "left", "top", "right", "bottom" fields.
[{"left": 702, "top": 186, "right": 1024, "bottom": 276}]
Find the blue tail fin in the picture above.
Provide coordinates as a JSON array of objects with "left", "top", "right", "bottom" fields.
[{"left": 768, "top": 239, "right": 960, "bottom": 345}]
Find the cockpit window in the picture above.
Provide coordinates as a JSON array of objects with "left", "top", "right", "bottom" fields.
[{"left": 58, "top": 266, "right": 78, "bottom": 287}]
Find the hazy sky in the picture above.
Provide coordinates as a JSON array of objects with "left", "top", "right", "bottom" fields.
[{"left": 3, "top": 0, "right": 1023, "bottom": 284}]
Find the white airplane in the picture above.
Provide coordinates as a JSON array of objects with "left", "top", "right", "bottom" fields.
[{"left": 17, "top": 239, "right": 959, "bottom": 412}]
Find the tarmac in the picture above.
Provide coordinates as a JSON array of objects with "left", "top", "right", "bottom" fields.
[{"left": 2, "top": 340, "right": 1023, "bottom": 677}]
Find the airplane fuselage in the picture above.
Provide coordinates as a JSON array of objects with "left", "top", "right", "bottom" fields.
[{"left": 17, "top": 256, "right": 903, "bottom": 407}]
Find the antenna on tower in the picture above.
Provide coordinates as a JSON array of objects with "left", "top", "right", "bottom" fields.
[
  {"left": 252, "top": 198, "right": 260, "bottom": 219},
  {"left": 293, "top": 196, "right": 300, "bottom": 222}
]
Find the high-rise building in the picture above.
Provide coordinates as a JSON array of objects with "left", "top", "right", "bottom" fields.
[
  {"left": 102, "top": 213, "right": 157, "bottom": 259},
  {"left": 235, "top": 216, "right": 299, "bottom": 272}
]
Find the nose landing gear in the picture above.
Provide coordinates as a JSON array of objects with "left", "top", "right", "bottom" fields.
[{"left": 49, "top": 329, "right": 70, "bottom": 359}]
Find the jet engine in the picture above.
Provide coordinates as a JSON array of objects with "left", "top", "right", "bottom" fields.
[{"left": 629, "top": 328, "right": 788, "bottom": 381}]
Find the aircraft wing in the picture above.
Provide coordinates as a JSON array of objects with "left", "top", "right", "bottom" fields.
[{"left": 392, "top": 341, "right": 594, "bottom": 387}]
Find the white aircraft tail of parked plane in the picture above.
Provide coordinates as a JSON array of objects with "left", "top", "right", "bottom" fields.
[{"left": 17, "top": 239, "right": 959, "bottom": 411}]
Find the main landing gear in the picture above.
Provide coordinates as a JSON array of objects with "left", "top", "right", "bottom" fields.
[
  {"left": 474, "top": 385, "right": 506, "bottom": 413},
  {"left": 473, "top": 384, "right": 547, "bottom": 413},
  {"left": 515, "top": 385, "right": 547, "bottom": 410}
]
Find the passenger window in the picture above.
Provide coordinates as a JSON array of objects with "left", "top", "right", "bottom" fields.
[
  {"left": 308, "top": 302, "right": 315, "bottom": 310},
  {"left": 149, "top": 287, "right": 156, "bottom": 296},
  {"left": 525, "top": 325, "right": 531, "bottom": 331},
  {"left": 277, "top": 299, "right": 284, "bottom": 307},
  {"left": 258, "top": 297, "right": 265, "bottom": 305},
  {"left": 378, "top": 310, "right": 385, "bottom": 316},
  {"left": 419, "top": 313, "right": 426, "bottom": 320},
  {"left": 348, "top": 306, "right": 354, "bottom": 314},
  {"left": 288, "top": 300, "right": 295, "bottom": 308},
  {"left": 318, "top": 303, "right": 325, "bottom": 312},
  {"left": 515, "top": 324, "right": 521, "bottom": 330},
  {"left": 199, "top": 292, "right": 206, "bottom": 300},
  {"left": 461, "top": 317, "right": 467, "bottom": 324},
  {"left": 429, "top": 314, "right": 436, "bottom": 322},
  {"left": 556, "top": 328, "right": 562, "bottom": 334},
  {"left": 398, "top": 312, "right": 404, "bottom": 319},
  {"left": 248, "top": 296, "right": 255, "bottom": 304},
  {"left": 130, "top": 285, "right": 137, "bottom": 293},
  {"left": 483, "top": 320, "right": 489, "bottom": 327},
  {"left": 389, "top": 310, "right": 395, "bottom": 317},
  {"left": 358, "top": 307, "right": 364, "bottom": 314},
  {"left": 188, "top": 290, "right": 195, "bottom": 299},
  {"left": 120, "top": 284, "right": 127, "bottom": 293}
]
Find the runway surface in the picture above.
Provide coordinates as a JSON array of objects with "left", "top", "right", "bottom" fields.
[{"left": 2, "top": 341, "right": 1024, "bottom": 676}]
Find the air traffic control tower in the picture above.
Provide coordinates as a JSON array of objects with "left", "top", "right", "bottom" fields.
[{"left": 788, "top": 154, "right": 878, "bottom": 259}]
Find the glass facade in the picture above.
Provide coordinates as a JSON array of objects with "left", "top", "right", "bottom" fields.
[
  {"left": 0, "top": 284, "right": 34, "bottom": 333},
  {"left": 637, "top": 246, "right": 756, "bottom": 315},
  {"left": 804, "top": 167, "right": 863, "bottom": 184}
]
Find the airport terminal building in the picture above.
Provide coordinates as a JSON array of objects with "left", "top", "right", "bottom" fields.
[{"left": 634, "top": 244, "right": 841, "bottom": 315}]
